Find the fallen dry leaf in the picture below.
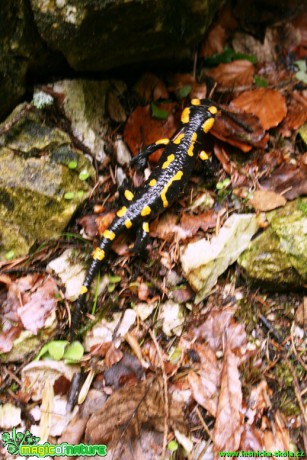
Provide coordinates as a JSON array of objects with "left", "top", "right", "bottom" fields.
[
  {"left": 213, "top": 347, "right": 243, "bottom": 452},
  {"left": 133, "top": 73, "right": 169, "bottom": 102},
  {"left": 194, "top": 307, "right": 237, "bottom": 351},
  {"left": 212, "top": 108, "right": 268, "bottom": 152},
  {"left": 188, "top": 343, "right": 221, "bottom": 417},
  {"left": 249, "top": 190, "right": 287, "bottom": 211},
  {"left": 104, "top": 352, "right": 144, "bottom": 389},
  {"left": 0, "top": 274, "right": 58, "bottom": 352},
  {"left": 85, "top": 377, "right": 187, "bottom": 445},
  {"left": 206, "top": 60, "right": 255, "bottom": 89},
  {"left": 123, "top": 103, "right": 179, "bottom": 163},
  {"left": 200, "top": 24, "right": 227, "bottom": 57},
  {"left": 259, "top": 157, "right": 307, "bottom": 200},
  {"left": 167, "top": 73, "right": 208, "bottom": 100},
  {"left": 231, "top": 88, "right": 287, "bottom": 130},
  {"left": 280, "top": 90, "right": 307, "bottom": 135},
  {"left": 150, "top": 213, "right": 192, "bottom": 242},
  {"left": 180, "top": 211, "right": 218, "bottom": 236},
  {"left": 240, "top": 425, "right": 265, "bottom": 452}
]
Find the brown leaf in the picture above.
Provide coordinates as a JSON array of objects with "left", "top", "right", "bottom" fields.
[
  {"left": 104, "top": 352, "right": 144, "bottom": 389},
  {"left": 17, "top": 277, "right": 58, "bottom": 334},
  {"left": 194, "top": 307, "right": 236, "bottom": 351},
  {"left": 245, "top": 380, "right": 271, "bottom": 425},
  {"left": 280, "top": 90, "right": 307, "bottom": 135},
  {"left": 213, "top": 348, "right": 243, "bottom": 452},
  {"left": 249, "top": 190, "right": 287, "bottom": 211},
  {"left": 231, "top": 88, "right": 287, "bottom": 130},
  {"left": 240, "top": 425, "right": 265, "bottom": 452},
  {"left": 259, "top": 156, "right": 307, "bottom": 200},
  {"left": 0, "top": 274, "right": 58, "bottom": 352},
  {"left": 188, "top": 343, "right": 221, "bottom": 417},
  {"left": 123, "top": 103, "right": 179, "bottom": 163},
  {"left": 206, "top": 60, "right": 255, "bottom": 89},
  {"left": 201, "top": 24, "right": 227, "bottom": 57},
  {"left": 263, "top": 412, "right": 290, "bottom": 454},
  {"left": 180, "top": 211, "right": 218, "bottom": 236},
  {"left": 133, "top": 73, "right": 169, "bottom": 103},
  {"left": 85, "top": 377, "right": 187, "bottom": 445},
  {"left": 212, "top": 108, "right": 268, "bottom": 152},
  {"left": 150, "top": 213, "right": 192, "bottom": 242},
  {"left": 96, "top": 211, "right": 116, "bottom": 236},
  {"left": 167, "top": 73, "right": 208, "bottom": 100},
  {"left": 107, "top": 91, "right": 127, "bottom": 122}
]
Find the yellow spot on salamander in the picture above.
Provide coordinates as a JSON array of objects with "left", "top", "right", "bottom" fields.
[
  {"left": 162, "top": 154, "right": 175, "bottom": 169},
  {"left": 187, "top": 132, "right": 197, "bottom": 157},
  {"left": 155, "top": 138, "right": 170, "bottom": 145},
  {"left": 124, "top": 190, "right": 134, "bottom": 201},
  {"left": 80, "top": 285, "right": 88, "bottom": 295},
  {"left": 191, "top": 98, "right": 201, "bottom": 105},
  {"left": 199, "top": 151, "right": 209, "bottom": 161},
  {"left": 181, "top": 107, "right": 190, "bottom": 124},
  {"left": 209, "top": 105, "right": 218, "bottom": 114},
  {"left": 93, "top": 248, "right": 105, "bottom": 261},
  {"left": 125, "top": 219, "right": 133, "bottom": 229},
  {"left": 202, "top": 117, "right": 215, "bottom": 133},
  {"left": 161, "top": 171, "right": 183, "bottom": 208},
  {"left": 141, "top": 206, "right": 151, "bottom": 216},
  {"left": 143, "top": 222, "right": 149, "bottom": 233},
  {"left": 103, "top": 230, "right": 116, "bottom": 240},
  {"left": 173, "top": 133, "right": 185, "bottom": 145},
  {"left": 117, "top": 206, "right": 127, "bottom": 217},
  {"left": 149, "top": 179, "right": 157, "bottom": 187}
]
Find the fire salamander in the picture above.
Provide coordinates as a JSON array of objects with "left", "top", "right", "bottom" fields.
[{"left": 71, "top": 99, "right": 217, "bottom": 338}]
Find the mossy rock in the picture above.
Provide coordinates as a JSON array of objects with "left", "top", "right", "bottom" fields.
[{"left": 0, "top": 103, "right": 95, "bottom": 260}]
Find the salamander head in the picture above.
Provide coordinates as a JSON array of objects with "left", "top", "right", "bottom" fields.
[{"left": 180, "top": 99, "right": 218, "bottom": 132}]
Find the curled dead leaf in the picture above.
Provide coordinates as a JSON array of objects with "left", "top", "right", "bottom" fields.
[
  {"left": 231, "top": 88, "right": 287, "bottom": 130},
  {"left": 249, "top": 190, "right": 287, "bottom": 211},
  {"left": 206, "top": 60, "right": 255, "bottom": 88}
]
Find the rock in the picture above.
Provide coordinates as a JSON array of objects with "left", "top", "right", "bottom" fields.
[
  {"left": 0, "top": 1, "right": 67, "bottom": 118},
  {"left": 0, "top": 103, "right": 95, "bottom": 259},
  {"left": 181, "top": 214, "right": 259, "bottom": 302},
  {"left": 48, "top": 80, "right": 127, "bottom": 162},
  {"left": 238, "top": 199, "right": 307, "bottom": 287},
  {"left": 30, "top": 0, "right": 223, "bottom": 71}
]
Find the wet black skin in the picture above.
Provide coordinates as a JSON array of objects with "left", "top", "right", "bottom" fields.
[{"left": 71, "top": 103, "right": 216, "bottom": 338}]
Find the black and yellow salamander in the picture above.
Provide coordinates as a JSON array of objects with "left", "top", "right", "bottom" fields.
[{"left": 71, "top": 99, "right": 217, "bottom": 338}]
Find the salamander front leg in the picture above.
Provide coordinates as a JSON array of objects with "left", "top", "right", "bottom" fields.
[{"left": 130, "top": 139, "right": 170, "bottom": 169}]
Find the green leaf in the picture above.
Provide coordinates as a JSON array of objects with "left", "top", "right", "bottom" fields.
[
  {"left": 295, "top": 70, "right": 307, "bottom": 84},
  {"left": 295, "top": 60, "right": 306, "bottom": 72},
  {"left": 168, "top": 440, "right": 178, "bottom": 452},
  {"left": 5, "top": 250, "right": 15, "bottom": 260},
  {"left": 108, "top": 275, "right": 121, "bottom": 283},
  {"left": 64, "top": 192, "right": 74, "bottom": 200},
  {"left": 108, "top": 283, "right": 116, "bottom": 293},
  {"left": 48, "top": 341, "right": 69, "bottom": 360},
  {"left": 79, "top": 170, "right": 90, "bottom": 181},
  {"left": 63, "top": 341, "right": 84, "bottom": 363},
  {"left": 68, "top": 160, "right": 78, "bottom": 169},
  {"left": 35, "top": 343, "right": 50, "bottom": 360},
  {"left": 77, "top": 190, "right": 84, "bottom": 198},
  {"left": 151, "top": 102, "right": 169, "bottom": 120},
  {"left": 254, "top": 75, "right": 268, "bottom": 87},
  {"left": 205, "top": 47, "right": 257, "bottom": 66},
  {"left": 176, "top": 85, "right": 192, "bottom": 99}
]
